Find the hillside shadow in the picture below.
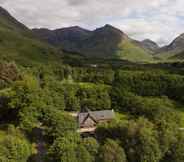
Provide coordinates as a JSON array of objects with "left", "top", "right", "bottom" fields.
[{"left": 79, "top": 25, "right": 125, "bottom": 58}]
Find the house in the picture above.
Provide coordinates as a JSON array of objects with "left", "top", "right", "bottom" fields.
[
  {"left": 90, "top": 64, "right": 98, "bottom": 68},
  {"left": 77, "top": 110, "right": 115, "bottom": 133}
]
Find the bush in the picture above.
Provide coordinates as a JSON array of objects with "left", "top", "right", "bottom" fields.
[
  {"left": 98, "top": 139, "right": 127, "bottom": 162},
  {"left": 47, "top": 132, "right": 92, "bottom": 162},
  {"left": 0, "top": 126, "right": 32, "bottom": 162}
]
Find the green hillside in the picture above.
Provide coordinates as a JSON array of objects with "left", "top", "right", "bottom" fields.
[
  {"left": 116, "top": 40, "right": 154, "bottom": 62},
  {"left": 154, "top": 51, "right": 184, "bottom": 62},
  {"left": 0, "top": 27, "right": 61, "bottom": 66},
  {"left": 0, "top": 6, "right": 29, "bottom": 33},
  {"left": 170, "top": 51, "right": 184, "bottom": 60},
  {"left": 0, "top": 7, "right": 61, "bottom": 66}
]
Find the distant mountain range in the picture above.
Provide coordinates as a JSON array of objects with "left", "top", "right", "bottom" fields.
[
  {"left": 0, "top": 6, "right": 184, "bottom": 64},
  {"left": 33, "top": 26, "right": 160, "bottom": 53},
  {"left": 33, "top": 25, "right": 155, "bottom": 62},
  {"left": 33, "top": 24, "right": 184, "bottom": 62}
]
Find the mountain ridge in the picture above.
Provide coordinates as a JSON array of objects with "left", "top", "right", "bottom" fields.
[
  {"left": 1, "top": 5, "right": 184, "bottom": 63},
  {"left": 141, "top": 39, "right": 159, "bottom": 53},
  {"left": 156, "top": 33, "right": 184, "bottom": 61},
  {"left": 33, "top": 24, "right": 154, "bottom": 62},
  {"left": 160, "top": 33, "right": 184, "bottom": 53}
]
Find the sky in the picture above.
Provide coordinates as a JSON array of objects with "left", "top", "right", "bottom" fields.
[{"left": 0, "top": 0, "right": 184, "bottom": 46}]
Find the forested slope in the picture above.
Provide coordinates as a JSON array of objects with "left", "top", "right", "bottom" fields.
[{"left": 0, "top": 60, "right": 184, "bottom": 162}]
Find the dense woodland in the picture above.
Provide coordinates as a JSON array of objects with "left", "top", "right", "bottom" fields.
[{"left": 0, "top": 59, "right": 184, "bottom": 162}]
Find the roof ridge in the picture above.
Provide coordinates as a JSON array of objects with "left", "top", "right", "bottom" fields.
[{"left": 81, "top": 112, "right": 97, "bottom": 126}]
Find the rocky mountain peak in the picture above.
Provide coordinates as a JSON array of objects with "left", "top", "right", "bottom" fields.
[
  {"left": 161, "top": 33, "right": 184, "bottom": 52},
  {"left": 141, "top": 39, "right": 159, "bottom": 52},
  {"left": 94, "top": 24, "right": 129, "bottom": 40}
]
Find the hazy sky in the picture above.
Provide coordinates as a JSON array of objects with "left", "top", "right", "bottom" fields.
[{"left": 1, "top": 0, "right": 184, "bottom": 46}]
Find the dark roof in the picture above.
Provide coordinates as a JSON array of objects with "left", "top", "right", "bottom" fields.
[{"left": 78, "top": 110, "right": 115, "bottom": 126}]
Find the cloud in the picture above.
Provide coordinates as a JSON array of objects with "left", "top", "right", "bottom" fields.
[{"left": 0, "top": 0, "right": 184, "bottom": 45}]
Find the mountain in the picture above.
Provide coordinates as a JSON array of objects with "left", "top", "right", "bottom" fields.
[
  {"left": 33, "top": 24, "right": 127, "bottom": 57},
  {"left": 141, "top": 39, "right": 159, "bottom": 53},
  {"left": 0, "top": 6, "right": 61, "bottom": 66},
  {"left": 0, "top": 6, "right": 28, "bottom": 33},
  {"left": 33, "top": 26, "right": 92, "bottom": 46},
  {"left": 75, "top": 24, "right": 129, "bottom": 58},
  {"left": 33, "top": 24, "right": 153, "bottom": 62},
  {"left": 0, "top": 6, "right": 153, "bottom": 65},
  {"left": 157, "top": 33, "right": 184, "bottom": 61},
  {"left": 4, "top": 5, "right": 184, "bottom": 63},
  {"left": 33, "top": 26, "right": 92, "bottom": 53},
  {"left": 161, "top": 33, "right": 184, "bottom": 53}
]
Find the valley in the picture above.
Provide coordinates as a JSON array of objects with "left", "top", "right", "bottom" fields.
[{"left": 0, "top": 5, "right": 183, "bottom": 162}]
